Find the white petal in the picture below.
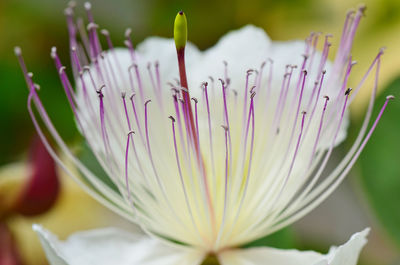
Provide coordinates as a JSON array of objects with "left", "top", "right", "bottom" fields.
[
  {"left": 33, "top": 225, "right": 204, "bottom": 265},
  {"left": 188, "top": 25, "right": 273, "bottom": 97},
  {"left": 326, "top": 228, "right": 369, "bottom": 265},
  {"left": 218, "top": 229, "right": 369, "bottom": 265},
  {"left": 219, "top": 248, "right": 323, "bottom": 265}
]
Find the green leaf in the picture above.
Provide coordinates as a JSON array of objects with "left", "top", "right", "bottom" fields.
[
  {"left": 358, "top": 76, "right": 400, "bottom": 248},
  {"left": 77, "top": 142, "right": 120, "bottom": 194},
  {"left": 243, "top": 226, "right": 296, "bottom": 249}
]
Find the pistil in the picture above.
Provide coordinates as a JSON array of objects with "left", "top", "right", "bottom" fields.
[
  {"left": 174, "top": 11, "right": 216, "bottom": 237},
  {"left": 174, "top": 11, "right": 198, "bottom": 149}
]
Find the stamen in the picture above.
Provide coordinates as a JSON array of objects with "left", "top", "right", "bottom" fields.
[
  {"left": 125, "top": 131, "right": 135, "bottom": 200},
  {"left": 97, "top": 88, "right": 112, "bottom": 158},
  {"left": 191, "top": 97, "right": 200, "bottom": 145},
  {"left": 220, "top": 79, "right": 233, "bottom": 179},
  {"left": 284, "top": 50, "right": 384, "bottom": 223},
  {"left": 275, "top": 111, "right": 307, "bottom": 204},
  {"left": 216, "top": 124, "right": 230, "bottom": 246},
  {"left": 172, "top": 94, "right": 185, "bottom": 145},
  {"left": 350, "top": 49, "right": 384, "bottom": 103},
  {"left": 272, "top": 95, "right": 394, "bottom": 234},
  {"left": 155, "top": 61, "right": 162, "bottom": 92},
  {"left": 64, "top": 6, "right": 78, "bottom": 56},
  {"left": 100, "top": 29, "right": 129, "bottom": 87},
  {"left": 307, "top": 32, "right": 321, "bottom": 71},
  {"left": 87, "top": 22, "right": 102, "bottom": 60},
  {"left": 144, "top": 100, "right": 190, "bottom": 229},
  {"left": 308, "top": 96, "right": 330, "bottom": 168},
  {"left": 76, "top": 17, "right": 91, "bottom": 57},
  {"left": 223, "top": 60, "right": 229, "bottom": 86},
  {"left": 273, "top": 66, "right": 295, "bottom": 135},
  {"left": 202, "top": 82, "right": 216, "bottom": 191},
  {"left": 125, "top": 28, "right": 137, "bottom": 61},
  {"left": 315, "top": 35, "right": 331, "bottom": 80},
  {"left": 147, "top": 62, "right": 163, "bottom": 107},
  {"left": 228, "top": 91, "right": 256, "bottom": 239},
  {"left": 302, "top": 70, "right": 327, "bottom": 140},
  {"left": 26, "top": 72, "right": 135, "bottom": 222},
  {"left": 128, "top": 94, "right": 145, "bottom": 145},
  {"left": 242, "top": 70, "right": 253, "bottom": 129},
  {"left": 169, "top": 116, "right": 201, "bottom": 238},
  {"left": 122, "top": 94, "right": 147, "bottom": 188},
  {"left": 293, "top": 88, "right": 353, "bottom": 206}
]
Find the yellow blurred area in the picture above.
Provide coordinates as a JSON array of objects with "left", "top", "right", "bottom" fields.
[{"left": 0, "top": 160, "right": 133, "bottom": 265}]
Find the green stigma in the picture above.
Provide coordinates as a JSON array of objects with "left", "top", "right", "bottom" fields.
[{"left": 174, "top": 11, "right": 187, "bottom": 50}]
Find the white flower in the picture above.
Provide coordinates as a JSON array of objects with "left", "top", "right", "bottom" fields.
[
  {"left": 16, "top": 3, "right": 392, "bottom": 264},
  {"left": 33, "top": 224, "right": 369, "bottom": 265}
]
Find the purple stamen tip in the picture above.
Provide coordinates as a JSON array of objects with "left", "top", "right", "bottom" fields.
[
  {"left": 59, "top": 66, "right": 66, "bottom": 75},
  {"left": 386, "top": 95, "right": 395, "bottom": 100},
  {"left": 50, "top": 47, "right": 57, "bottom": 58},
  {"left": 96, "top": 84, "right": 105, "bottom": 95},
  {"left": 125, "top": 28, "right": 132, "bottom": 38},
  {"left": 64, "top": 7, "right": 73, "bottom": 16},
  {"left": 14, "top": 46, "right": 22, "bottom": 56},
  {"left": 169, "top": 116, "right": 176, "bottom": 122},
  {"left": 345, "top": 88, "right": 352, "bottom": 95},
  {"left": 87, "top": 23, "right": 99, "bottom": 31},
  {"left": 358, "top": 4, "right": 367, "bottom": 14},
  {"left": 100, "top": 29, "right": 109, "bottom": 36},
  {"left": 346, "top": 9, "right": 356, "bottom": 17},
  {"left": 84, "top": 2, "right": 91, "bottom": 10},
  {"left": 179, "top": 11, "right": 184, "bottom": 15}
]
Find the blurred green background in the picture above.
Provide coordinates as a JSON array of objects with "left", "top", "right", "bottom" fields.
[{"left": 1, "top": 0, "right": 400, "bottom": 264}]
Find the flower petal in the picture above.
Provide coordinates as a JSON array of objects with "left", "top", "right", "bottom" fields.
[
  {"left": 33, "top": 225, "right": 204, "bottom": 265},
  {"left": 218, "top": 247, "right": 323, "bottom": 265},
  {"left": 326, "top": 228, "right": 369, "bottom": 265},
  {"left": 218, "top": 229, "right": 369, "bottom": 265}
]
